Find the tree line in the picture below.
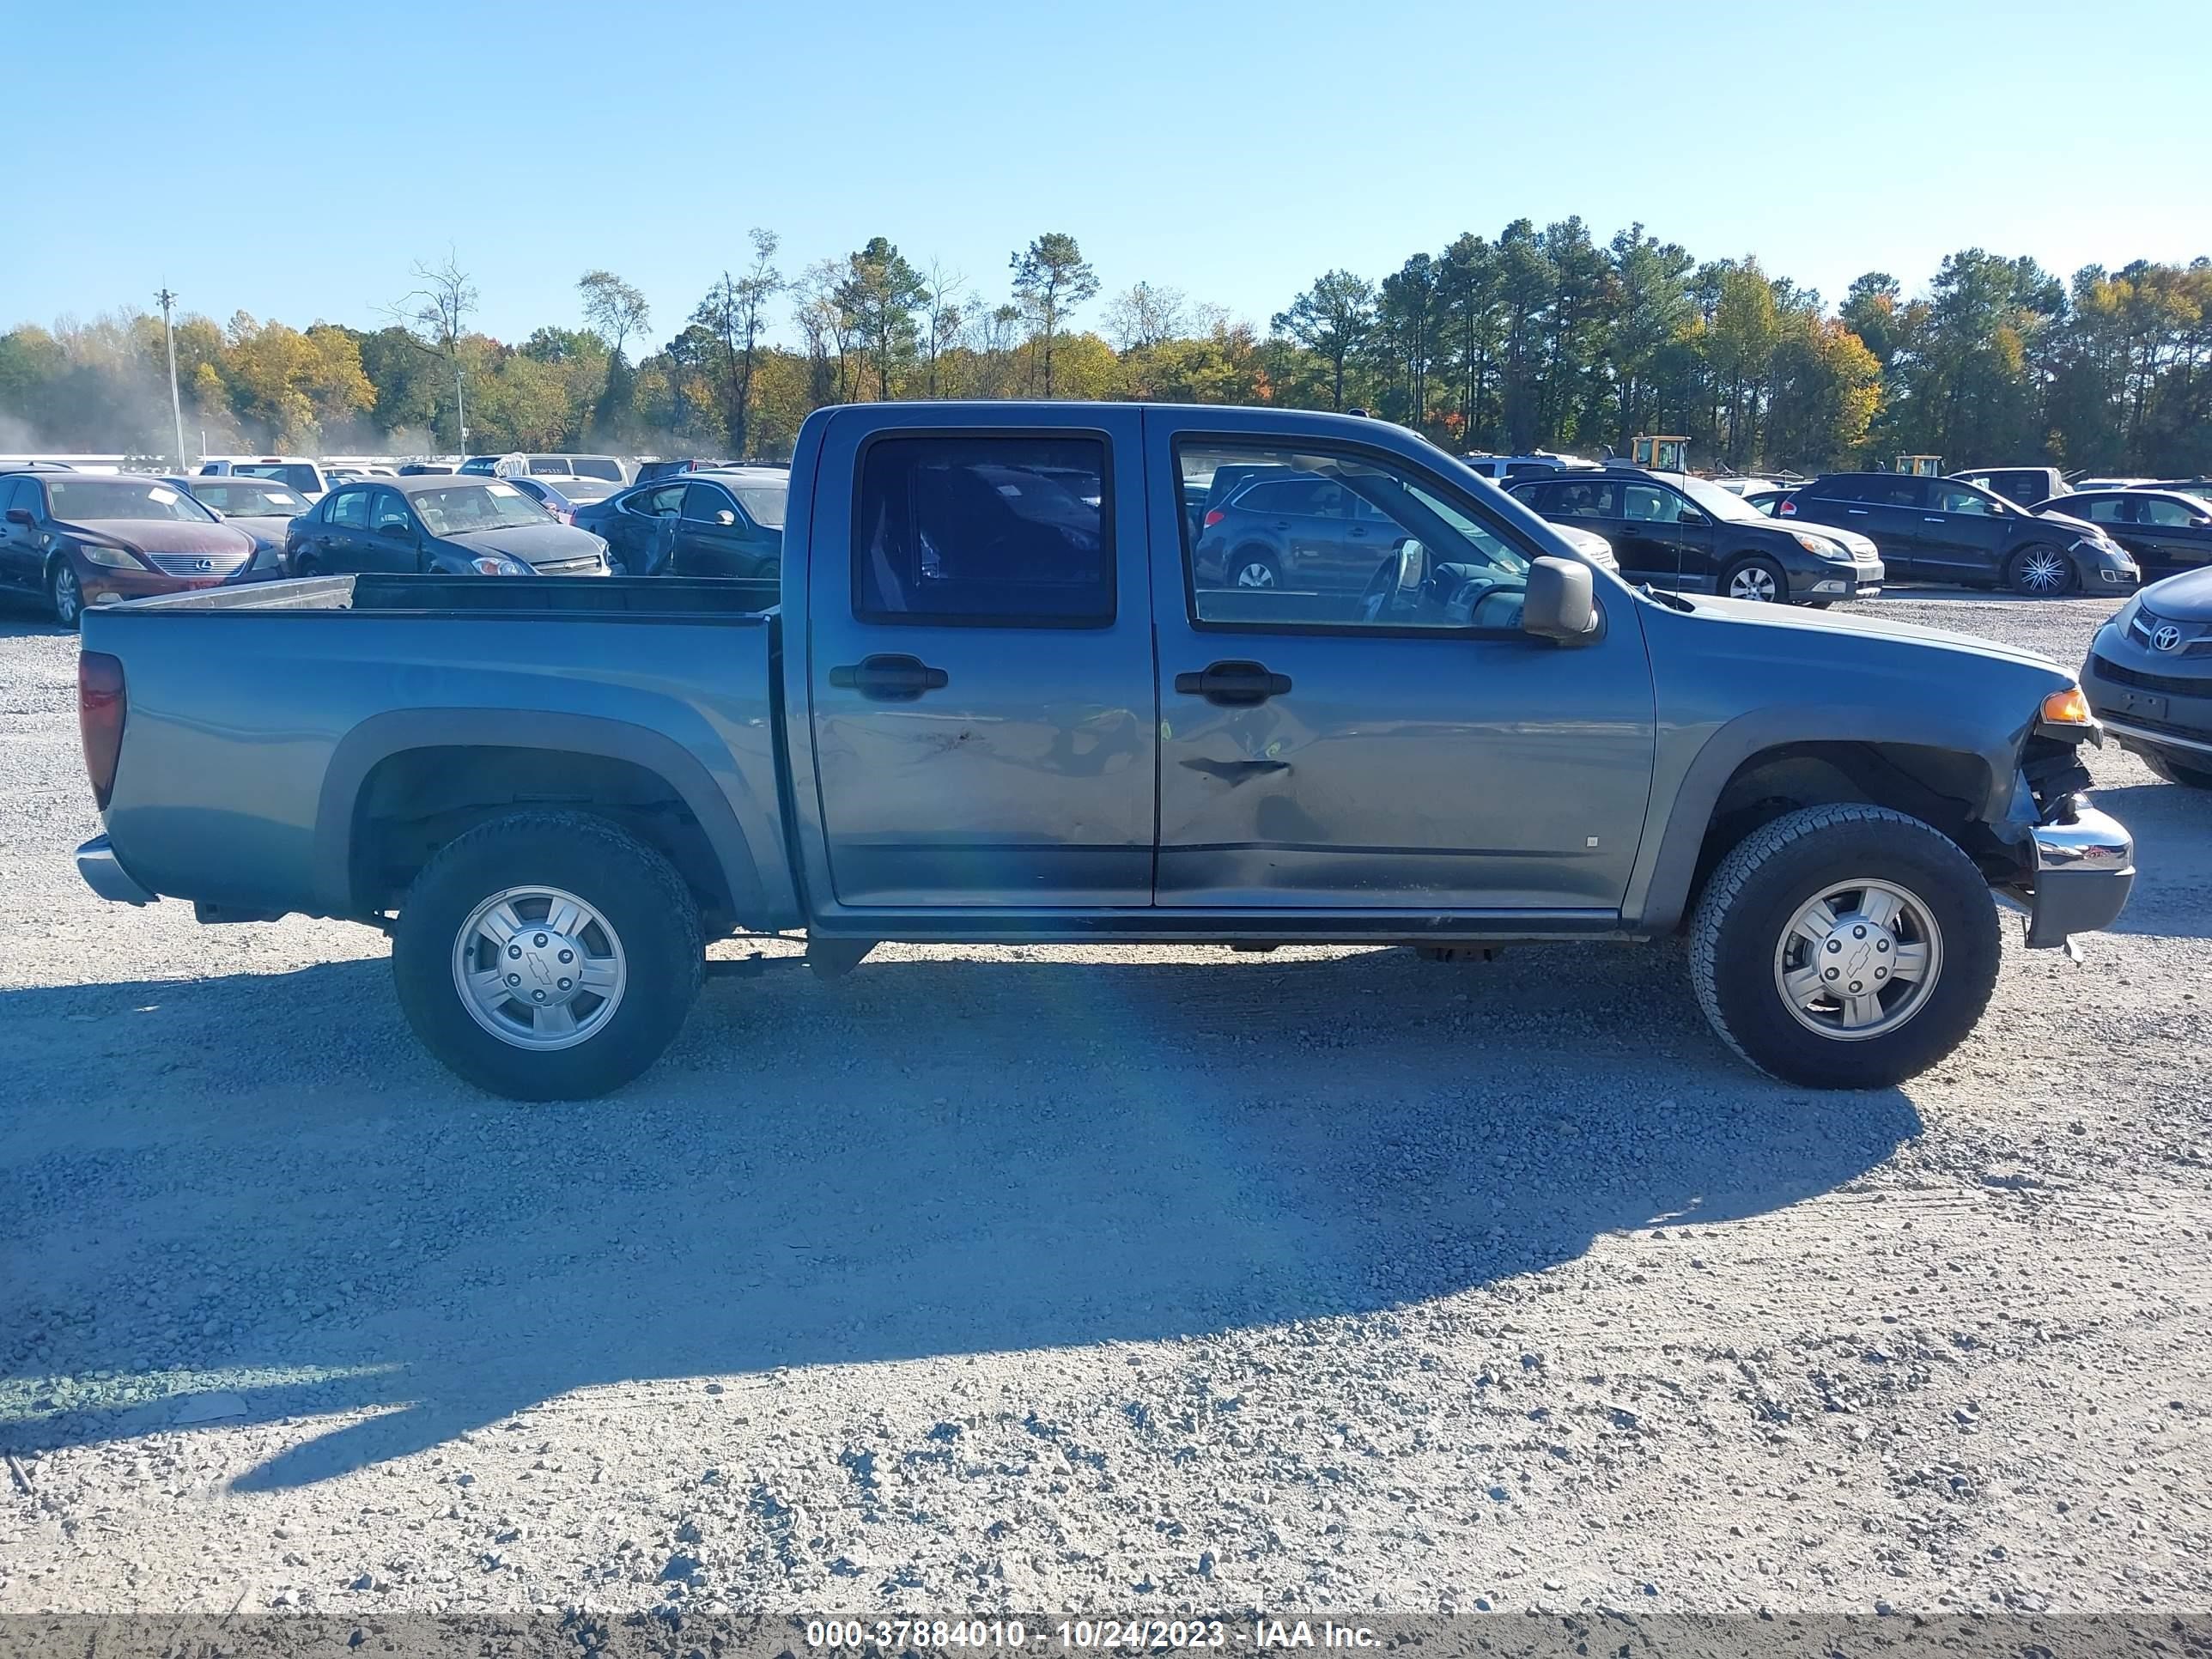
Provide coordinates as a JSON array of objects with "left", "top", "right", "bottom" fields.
[{"left": 3, "top": 222, "right": 2207, "bottom": 477}]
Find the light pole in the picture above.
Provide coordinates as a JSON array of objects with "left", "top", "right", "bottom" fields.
[
  {"left": 454, "top": 357, "right": 469, "bottom": 459},
  {"left": 155, "top": 288, "right": 187, "bottom": 472}
]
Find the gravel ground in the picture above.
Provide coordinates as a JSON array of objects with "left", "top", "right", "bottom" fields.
[{"left": 1, "top": 590, "right": 2208, "bottom": 1621}]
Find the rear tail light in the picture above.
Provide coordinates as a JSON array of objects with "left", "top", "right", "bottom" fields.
[
  {"left": 1202, "top": 509, "right": 1225, "bottom": 529},
  {"left": 1778, "top": 499, "right": 1796, "bottom": 515},
  {"left": 79, "top": 650, "right": 127, "bottom": 811}
]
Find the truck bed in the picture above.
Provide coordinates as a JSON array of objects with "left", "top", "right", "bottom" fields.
[
  {"left": 83, "top": 574, "right": 792, "bottom": 926},
  {"left": 120, "top": 572, "right": 782, "bottom": 617}
]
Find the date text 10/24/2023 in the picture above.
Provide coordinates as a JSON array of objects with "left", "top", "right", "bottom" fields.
[{"left": 804, "top": 1620, "right": 1382, "bottom": 1650}]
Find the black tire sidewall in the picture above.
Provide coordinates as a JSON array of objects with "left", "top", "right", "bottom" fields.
[
  {"left": 1723, "top": 556, "right": 1787, "bottom": 603},
  {"left": 2007, "top": 544, "right": 2076, "bottom": 596},
  {"left": 2146, "top": 750, "right": 2212, "bottom": 789},
  {"left": 392, "top": 813, "right": 702, "bottom": 1101},
  {"left": 1230, "top": 549, "right": 1279, "bottom": 589},
  {"left": 1702, "top": 815, "right": 2000, "bottom": 1089},
  {"left": 50, "top": 561, "right": 82, "bottom": 627}
]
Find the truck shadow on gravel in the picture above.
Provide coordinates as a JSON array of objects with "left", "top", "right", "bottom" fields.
[{"left": 0, "top": 942, "right": 1921, "bottom": 1491}]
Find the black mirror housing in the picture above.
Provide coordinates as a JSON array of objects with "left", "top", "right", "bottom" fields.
[
  {"left": 4, "top": 507, "right": 33, "bottom": 526},
  {"left": 1522, "top": 556, "right": 1597, "bottom": 641}
]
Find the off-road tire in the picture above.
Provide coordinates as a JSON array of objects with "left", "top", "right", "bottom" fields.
[
  {"left": 392, "top": 809, "right": 703, "bottom": 1101},
  {"left": 1689, "top": 804, "right": 2001, "bottom": 1089}
]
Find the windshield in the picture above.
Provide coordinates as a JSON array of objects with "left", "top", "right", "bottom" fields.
[
  {"left": 731, "top": 483, "right": 787, "bottom": 528},
  {"left": 1675, "top": 475, "right": 1768, "bottom": 525},
  {"left": 409, "top": 481, "right": 554, "bottom": 535},
  {"left": 234, "top": 463, "right": 320, "bottom": 492},
  {"left": 48, "top": 478, "right": 217, "bottom": 523},
  {"left": 191, "top": 480, "right": 306, "bottom": 516}
]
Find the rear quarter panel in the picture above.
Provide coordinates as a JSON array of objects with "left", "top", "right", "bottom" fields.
[{"left": 93, "top": 610, "right": 791, "bottom": 922}]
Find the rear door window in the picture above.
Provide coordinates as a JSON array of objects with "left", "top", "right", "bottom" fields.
[
  {"left": 2075, "top": 495, "right": 2128, "bottom": 523},
  {"left": 681, "top": 483, "right": 738, "bottom": 523},
  {"left": 854, "top": 434, "right": 1112, "bottom": 625}
]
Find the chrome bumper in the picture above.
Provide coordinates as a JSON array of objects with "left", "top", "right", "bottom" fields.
[
  {"left": 76, "top": 834, "right": 156, "bottom": 906},
  {"left": 2023, "top": 803, "right": 2132, "bottom": 948}
]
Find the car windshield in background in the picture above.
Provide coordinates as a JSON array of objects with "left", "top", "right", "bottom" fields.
[
  {"left": 409, "top": 482, "right": 554, "bottom": 535},
  {"left": 48, "top": 479, "right": 217, "bottom": 522},
  {"left": 1675, "top": 475, "right": 1769, "bottom": 525},
  {"left": 195, "top": 481, "right": 304, "bottom": 515},
  {"left": 234, "top": 464, "right": 320, "bottom": 491},
  {"left": 732, "top": 484, "right": 787, "bottom": 528}
]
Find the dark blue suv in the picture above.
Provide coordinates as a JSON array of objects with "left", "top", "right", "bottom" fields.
[{"left": 1192, "top": 471, "right": 1406, "bottom": 593}]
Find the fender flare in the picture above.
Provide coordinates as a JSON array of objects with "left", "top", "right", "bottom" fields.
[
  {"left": 313, "top": 708, "right": 776, "bottom": 922},
  {"left": 1624, "top": 706, "right": 2017, "bottom": 935}
]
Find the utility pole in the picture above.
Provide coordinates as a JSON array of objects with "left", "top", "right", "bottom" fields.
[
  {"left": 155, "top": 288, "right": 187, "bottom": 472},
  {"left": 454, "top": 358, "right": 469, "bottom": 459}
]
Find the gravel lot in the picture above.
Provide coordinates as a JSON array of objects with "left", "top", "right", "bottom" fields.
[{"left": 2, "top": 590, "right": 2208, "bottom": 1620}]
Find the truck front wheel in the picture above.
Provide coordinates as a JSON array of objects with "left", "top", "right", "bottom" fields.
[
  {"left": 392, "top": 809, "right": 703, "bottom": 1101},
  {"left": 1688, "top": 804, "right": 2000, "bottom": 1089}
]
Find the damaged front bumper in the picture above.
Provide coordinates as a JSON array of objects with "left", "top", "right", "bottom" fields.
[{"left": 1998, "top": 801, "right": 2134, "bottom": 950}]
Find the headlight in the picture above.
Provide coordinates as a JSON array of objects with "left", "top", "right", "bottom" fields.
[
  {"left": 2109, "top": 592, "right": 2144, "bottom": 635},
  {"left": 1792, "top": 532, "right": 1852, "bottom": 562},
  {"left": 78, "top": 543, "right": 137, "bottom": 568},
  {"left": 468, "top": 555, "right": 529, "bottom": 576}
]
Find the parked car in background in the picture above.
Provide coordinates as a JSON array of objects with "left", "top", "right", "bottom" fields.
[
  {"left": 285, "top": 476, "right": 610, "bottom": 578},
  {"left": 2030, "top": 488, "right": 2212, "bottom": 575},
  {"left": 459, "top": 453, "right": 628, "bottom": 484},
  {"left": 1950, "top": 466, "right": 2069, "bottom": 508},
  {"left": 2073, "top": 477, "right": 2158, "bottom": 492},
  {"left": 196, "top": 456, "right": 331, "bottom": 499},
  {"left": 569, "top": 468, "right": 787, "bottom": 576},
  {"left": 505, "top": 474, "right": 625, "bottom": 525},
  {"left": 2, "top": 471, "right": 265, "bottom": 625},
  {"left": 1461, "top": 451, "right": 1604, "bottom": 482},
  {"left": 2081, "top": 568, "right": 2212, "bottom": 787},
  {"left": 1742, "top": 488, "right": 1793, "bottom": 517},
  {"left": 1510, "top": 467, "right": 1880, "bottom": 604},
  {"left": 73, "top": 401, "right": 2132, "bottom": 1102},
  {"left": 397, "top": 462, "right": 457, "bottom": 476},
  {"left": 167, "top": 474, "right": 309, "bottom": 570},
  {"left": 1782, "top": 473, "right": 2137, "bottom": 594},
  {"left": 632, "top": 458, "right": 729, "bottom": 483},
  {"left": 1710, "top": 477, "right": 1785, "bottom": 496}
]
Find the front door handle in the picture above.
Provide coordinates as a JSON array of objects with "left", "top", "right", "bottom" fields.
[
  {"left": 1924, "top": 516, "right": 1946, "bottom": 523},
  {"left": 830, "top": 653, "right": 949, "bottom": 702},
  {"left": 1174, "top": 659, "right": 1293, "bottom": 706},
  {"left": 1844, "top": 508, "right": 1869, "bottom": 515}
]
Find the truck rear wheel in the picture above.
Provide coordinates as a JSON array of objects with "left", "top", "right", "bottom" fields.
[
  {"left": 1688, "top": 804, "right": 1999, "bottom": 1090},
  {"left": 392, "top": 809, "right": 703, "bottom": 1101}
]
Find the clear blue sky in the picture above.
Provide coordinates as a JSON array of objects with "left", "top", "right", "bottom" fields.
[{"left": 12, "top": 0, "right": 2209, "bottom": 347}]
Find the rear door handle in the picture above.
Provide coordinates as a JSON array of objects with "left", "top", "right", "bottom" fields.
[
  {"left": 1174, "top": 659, "right": 1293, "bottom": 706},
  {"left": 1844, "top": 508, "right": 1869, "bottom": 516},
  {"left": 1923, "top": 516, "right": 1945, "bottom": 523},
  {"left": 830, "top": 653, "right": 949, "bottom": 701}
]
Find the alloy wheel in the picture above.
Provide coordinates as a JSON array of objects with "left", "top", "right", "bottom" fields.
[
  {"left": 451, "top": 884, "right": 628, "bottom": 1050},
  {"left": 1728, "top": 565, "right": 1780, "bottom": 602},
  {"left": 1772, "top": 877, "right": 1943, "bottom": 1040}
]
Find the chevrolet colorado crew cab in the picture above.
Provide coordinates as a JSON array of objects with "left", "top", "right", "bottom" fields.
[{"left": 74, "top": 403, "right": 2136, "bottom": 1101}]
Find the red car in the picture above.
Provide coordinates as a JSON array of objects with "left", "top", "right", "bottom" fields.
[{"left": 0, "top": 470, "right": 272, "bottom": 626}]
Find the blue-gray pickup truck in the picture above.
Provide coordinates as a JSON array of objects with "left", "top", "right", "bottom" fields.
[{"left": 73, "top": 403, "right": 2135, "bottom": 1100}]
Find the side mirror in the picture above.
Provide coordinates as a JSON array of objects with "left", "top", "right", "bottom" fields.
[
  {"left": 1522, "top": 556, "right": 1597, "bottom": 642},
  {"left": 1677, "top": 507, "right": 1708, "bottom": 527},
  {"left": 5, "top": 507, "right": 33, "bottom": 526},
  {"left": 1394, "top": 538, "right": 1425, "bottom": 594},
  {"left": 714, "top": 509, "right": 737, "bottom": 528},
  {"left": 380, "top": 522, "right": 413, "bottom": 541}
]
